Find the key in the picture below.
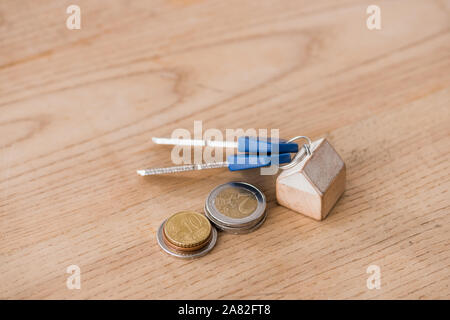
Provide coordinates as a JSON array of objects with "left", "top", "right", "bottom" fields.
[
  {"left": 152, "top": 136, "right": 298, "bottom": 153},
  {"left": 137, "top": 153, "right": 291, "bottom": 176}
]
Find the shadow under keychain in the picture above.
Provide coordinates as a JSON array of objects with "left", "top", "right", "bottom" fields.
[{"left": 276, "top": 136, "right": 346, "bottom": 221}]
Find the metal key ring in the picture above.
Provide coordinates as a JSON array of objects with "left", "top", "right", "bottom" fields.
[{"left": 279, "top": 136, "right": 312, "bottom": 170}]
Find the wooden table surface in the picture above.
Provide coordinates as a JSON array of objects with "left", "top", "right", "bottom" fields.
[{"left": 1, "top": 0, "right": 449, "bottom": 300}]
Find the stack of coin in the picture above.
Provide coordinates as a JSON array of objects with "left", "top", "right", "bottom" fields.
[
  {"left": 157, "top": 211, "right": 217, "bottom": 259},
  {"left": 204, "top": 182, "right": 267, "bottom": 234}
]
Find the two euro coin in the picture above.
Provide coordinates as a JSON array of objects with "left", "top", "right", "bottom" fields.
[{"left": 204, "top": 182, "right": 267, "bottom": 234}]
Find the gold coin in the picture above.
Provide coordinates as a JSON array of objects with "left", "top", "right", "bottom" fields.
[
  {"left": 214, "top": 187, "right": 258, "bottom": 219},
  {"left": 163, "top": 211, "right": 212, "bottom": 248},
  {"left": 163, "top": 230, "right": 212, "bottom": 252}
]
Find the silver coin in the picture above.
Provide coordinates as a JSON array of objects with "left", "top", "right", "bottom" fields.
[
  {"left": 205, "top": 181, "right": 267, "bottom": 232},
  {"left": 156, "top": 220, "right": 217, "bottom": 259}
]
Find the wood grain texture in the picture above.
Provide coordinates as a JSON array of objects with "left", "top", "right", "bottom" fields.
[{"left": 0, "top": 0, "right": 449, "bottom": 299}]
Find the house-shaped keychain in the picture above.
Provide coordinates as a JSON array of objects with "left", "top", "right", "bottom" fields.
[{"left": 276, "top": 138, "right": 346, "bottom": 221}]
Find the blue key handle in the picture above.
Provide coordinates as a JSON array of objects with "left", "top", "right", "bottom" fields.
[
  {"left": 227, "top": 153, "right": 291, "bottom": 171},
  {"left": 237, "top": 136, "right": 298, "bottom": 154}
]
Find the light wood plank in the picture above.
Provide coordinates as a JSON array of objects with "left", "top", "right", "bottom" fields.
[{"left": 0, "top": 0, "right": 449, "bottom": 299}]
